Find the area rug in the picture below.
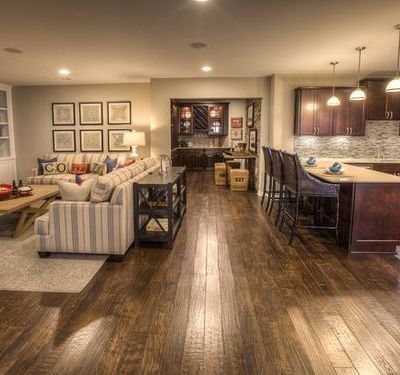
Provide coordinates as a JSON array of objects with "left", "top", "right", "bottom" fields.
[{"left": 0, "top": 228, "right": 107, "bottom": 293}]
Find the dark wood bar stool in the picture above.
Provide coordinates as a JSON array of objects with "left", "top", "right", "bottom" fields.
[
  {"left": 280, "top": 152, "right": 340, "bottom": 245},
  {"left": 269, "top": 149, "right": 285, "bottom": 226},
  {"left": 261, "top": 146, "right": 273, "bottom": 210}
]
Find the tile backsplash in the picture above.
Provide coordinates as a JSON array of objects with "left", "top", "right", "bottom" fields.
[
  {"left": 294, "top": 121, "right": 400, "bottom": 159},
  {"left": 179, "top": 133, "right": 229, "bottom": 148}
]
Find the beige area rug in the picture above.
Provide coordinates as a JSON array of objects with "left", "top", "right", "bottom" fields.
[{"left": 0, "top": 217, "right": 107, "bottom": 293}]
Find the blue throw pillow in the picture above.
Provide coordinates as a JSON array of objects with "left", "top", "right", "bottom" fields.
[
  {"left": 38, "top": 157, "right": 57, "bottom": 175},
  {"left": 105, "top": 156, "right": 118, "bottom": 173}
]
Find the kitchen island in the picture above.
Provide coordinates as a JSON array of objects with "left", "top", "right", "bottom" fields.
[{"left": 305, "top": 161, "right": 400, "bottom": 254}]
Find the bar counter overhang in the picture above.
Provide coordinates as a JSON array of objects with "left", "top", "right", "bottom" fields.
[{"left": 305, "top": 162, "right": 400, "bottom": 254}]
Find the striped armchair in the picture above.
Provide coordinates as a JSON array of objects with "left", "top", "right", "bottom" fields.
[{"left": 34, "top": 158, "right": 159, "bottom": 259}]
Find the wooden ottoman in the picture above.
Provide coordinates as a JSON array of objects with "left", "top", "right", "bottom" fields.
[
  {"left": 214, "top": 163, "right": 227, "bottom": 186},
  {"left": 230, "top": 169, "right": 249, "bottom": 192},
  {"left": 226, "top": 160, "right": 241, "bottom": 186}
]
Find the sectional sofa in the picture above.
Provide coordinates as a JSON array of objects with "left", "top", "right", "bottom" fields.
[{"left": 34, "top": 157, "right": 160, "bottom": 260}]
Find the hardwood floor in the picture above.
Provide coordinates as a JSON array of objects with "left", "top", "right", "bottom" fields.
[{"left": 1, "top": 171, "right": 400, "bottom": 374}]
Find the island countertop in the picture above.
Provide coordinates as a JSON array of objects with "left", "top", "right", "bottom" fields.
[{"left": 304, "top": 161, "right": 400, "bottom": 183}]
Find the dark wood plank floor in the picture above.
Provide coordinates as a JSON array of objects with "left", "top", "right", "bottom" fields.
[{"left": 1, "top": 172, "right": 400, "bottom": 374}]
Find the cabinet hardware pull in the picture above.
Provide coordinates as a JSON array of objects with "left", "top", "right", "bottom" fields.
[
  {"left": 391, "top": 111, "right": 394, "bottom": 120},
  {"left": 385, "top": 111, "right": 389, "bottom": 120},
  {"left": 350, "top": 127, "right": 353, "bottom": 135},
  {"left": 317, "top": 127, "right": 320, "bottom": 135},
  {"left": 346, "top": 127, "right": 348, "bottom": 135}
]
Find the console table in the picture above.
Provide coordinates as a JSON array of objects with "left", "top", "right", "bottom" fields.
[{"left": 133, "top": 167, "right": 186, "bottom": 249}]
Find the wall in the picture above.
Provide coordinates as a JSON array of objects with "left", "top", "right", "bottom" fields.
[
  {"left": 294, "top": 120, "right": 400, "bottom": 158},
  {"left": 12, "top": 83, "right": 151, "bottom": 178}
]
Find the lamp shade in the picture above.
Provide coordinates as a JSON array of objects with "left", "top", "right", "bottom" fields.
[
  {"left": 386, "top": 76, "right": 400, "bottom": 93},
  {"left": 327, "top": 95, "right": 340, "bottom": 106},
  {"left": 123, "top": 131, "right": 145, "bottom": 146},
  {"left": 349, "top": 88, "right": 367, "bottom": 101}
]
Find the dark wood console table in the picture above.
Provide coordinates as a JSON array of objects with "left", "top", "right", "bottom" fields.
[{"left": 133, "top": 167, "right": 186, "bottom": 249}]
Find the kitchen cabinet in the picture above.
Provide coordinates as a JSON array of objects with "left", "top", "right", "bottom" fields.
[
  {"left": 295, "top": 87, "right": 365, "bottom": 136},
  {"left": 171, "top": 148, "right": 228, "bottom": 171},
  {"left": 361, "top": 78, "right": 400, "bottom": 121}
]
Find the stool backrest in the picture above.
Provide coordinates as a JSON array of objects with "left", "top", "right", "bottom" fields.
[
  {"left": 271, "top": 149, "right": 284, "bottom": 183},
  {"left": 262, "top": 146, "right": 273, "bottom": 176},
  {"left": 282, "top": 152, "right": 300, "bottom": 191}
]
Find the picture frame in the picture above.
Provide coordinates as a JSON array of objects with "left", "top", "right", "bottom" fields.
[
  {"left": 108, "top": 129, "right": 132, "bottom": 151},
  {"left": 52, "top": 130, "right": 76, "bottom": 152},
  {"left": 246, "top": 103, "right": 255, "bottom": 128},
  {"left": 79, "top": 102, "right": 103, "bottom": 125},
  {"left": 52, "top": 103, "right": 75, "bottom": 125},
  {"left": 80, "top": 130, "right": 103, "bottom": 152},
  {"left": 249, "top": 129, "right": 257, "bottom": 153},
  {"left": 231, "top": 128, "right": 243, "bottom": 140},
  {"left": 231, "top": 117, "right": 243, "bottom": 128},
  {"left": 107, "top": 101, "right": 131, "bottom": 125}
]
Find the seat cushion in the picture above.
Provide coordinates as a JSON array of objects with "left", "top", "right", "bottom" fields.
[{"left": 27, "top": 173, "right": 99, "bottom": 185}]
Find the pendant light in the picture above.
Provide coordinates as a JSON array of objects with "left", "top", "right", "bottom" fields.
[
  {"left": 327, "top": 62, "right": 340, "bottom": 106},
  {"left": 386, "top": 24, "right": 400, "bottom": 93},
  {"left": 350, "top": 47, "right": 366, "bottom": 101}
]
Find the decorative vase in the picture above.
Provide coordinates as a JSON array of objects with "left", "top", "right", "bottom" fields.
[{"left": 160, "top": 154, "right": 172, "bottom": 175}]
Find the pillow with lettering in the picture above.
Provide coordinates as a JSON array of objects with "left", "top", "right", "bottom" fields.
[
  {"left": 42, "top": 162, "right": 68, "bottom": 175},
  {"left": 71, "top": 163, "right": 90, "bottom": 175},
  {"left": 90, "top": 162, "right": 107, "bottom": 175}
]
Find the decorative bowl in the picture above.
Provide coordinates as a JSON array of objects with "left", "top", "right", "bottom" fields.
[
  {"left": 0, "top": 184, "right": 12, "bottom": 200},
  {"left": 306, "top": 156, "right": 317, "bottom": 166},
  {"left": 18, "top": 186, "right": 33, "bottom": 197},
  {"left": 329, "top": 162, "right": 342, "bottom": 174}
]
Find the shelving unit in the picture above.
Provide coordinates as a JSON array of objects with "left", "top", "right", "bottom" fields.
[{"left": 133, "top": 167, "right": 187, "bottom": 249}]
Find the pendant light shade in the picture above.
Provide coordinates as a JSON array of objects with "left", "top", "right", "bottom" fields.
[
  {"left": 327, "top": 61, "right": 340, "bottom": 106},
  {"left": 350, "top": 47, "right": 366, "bottom": 101},
  {"left": 386, "top": 24, "right": 400, "bottom": 93}
]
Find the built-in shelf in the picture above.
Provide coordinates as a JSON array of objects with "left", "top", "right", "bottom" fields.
[
  {"left": 0, "top": 122, "right": 8, "bottom": 126},
  {"left": 0, "top": 107, "right": 7, "bottom": 111}
]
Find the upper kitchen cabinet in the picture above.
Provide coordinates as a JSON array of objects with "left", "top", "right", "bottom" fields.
[
  {"left": 361, "top": 78, "right": 400, "bottom": 121},
  {"left": 179, "top": 105, "right": 193, "bottom": 135},
  {"left": 294, "top": 87, "right": 365, "bottom": 136}
]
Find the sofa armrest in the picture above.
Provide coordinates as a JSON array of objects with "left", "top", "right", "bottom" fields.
[{"left": 32, "top": 167, "right": 39, "bottom": 176}]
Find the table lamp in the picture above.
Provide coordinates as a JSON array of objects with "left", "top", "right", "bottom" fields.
[{"left": 123, "top": 131, "right": 145, "bottom": 159}]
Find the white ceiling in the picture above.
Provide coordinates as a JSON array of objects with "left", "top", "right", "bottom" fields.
[{"left": 1, "top": 0, "right": 400, "bottom": 85}]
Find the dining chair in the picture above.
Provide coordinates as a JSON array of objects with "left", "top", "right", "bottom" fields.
[
  {"left": 269, "top": 149, "right": 285, "bottom": 226},
  {"left": 280, "top": 152, "right": 340, "bottom": 245},
  {"left": 261, "top": 146, "right": 273, "bottom": 210}
]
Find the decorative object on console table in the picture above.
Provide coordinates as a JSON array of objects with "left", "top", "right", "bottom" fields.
[
  {"left": 79, "top": 102, "right": 103, "bottom": 125},
  {"left": 107, "top": 101, "right": 131, "bottom": 124},
  {"left": 122, "top": 130, "right": 145, "bottom": 159},
  {"left": 80, "top": 130, "right": 103, "bottom": 152},
  {"left": 249, "top": 129, "right": 257, "bottom": 153},
  {"left": 52, "top": 130, "right": 76, "bottom": 152},
  {"left": 108, "top": 129, "right": 132, "bottom": 152},
  {"left": 133, "top": 166, "right": 187, "bottom": 249},
  {"left": 246, "top": 102, "right": 254, "bottom": 127},
  {"left": 52, "top": 103, "right": 75, "bottom": 125}
]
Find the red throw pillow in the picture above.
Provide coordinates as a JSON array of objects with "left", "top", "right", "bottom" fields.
[
  {"left": 71, "top": 163, "right": 90, "bottom": 175},
  {"left": 120, "top": 160, "right": 136, "bottom": 168}
]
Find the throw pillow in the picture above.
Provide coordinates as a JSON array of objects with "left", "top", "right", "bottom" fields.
[
  {"left": 38, "top": 157, "right": 57, "bottom": 175},
  {"left": 105, "top": 156, "right": 118, "bottom": 173},
  {"left": 57, "top": 178, "right": 97, "bottom": 202},
  {"left": 120, "top": 160, "right": 136, "bottom": 168},
  {"left": 71, "top": 163, "right": 90, "bottom": 175},
  {"left": 90, "top": 162, "right": 107, "bottom": 175},
  {"left": 42, "top": 161, "right": 68, "bottom": 175}
]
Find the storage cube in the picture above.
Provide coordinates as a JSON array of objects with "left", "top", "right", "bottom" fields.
[
  {"left": 226, "top": 160, "right": 241, "bottom": 186},
  {"left": 230, "top": 169, "right": 249, "bottom": 192},
  {"left": 214, "top": 163, "right": 227, "bottom": 186}
]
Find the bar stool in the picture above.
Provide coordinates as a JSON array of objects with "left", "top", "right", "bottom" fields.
[
  {"left": 261, "top": 146, "right": 273, "bottom": 210},
  {"left": 269, "top": 149, "right": 285, "bottom": 226},
  {"left": 280, "top": 152, "right": 340, "bottom": 245}
]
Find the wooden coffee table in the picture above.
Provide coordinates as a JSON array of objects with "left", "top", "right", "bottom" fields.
[{"left": 0, "top": 185, "right": 59, "bottom": 237}]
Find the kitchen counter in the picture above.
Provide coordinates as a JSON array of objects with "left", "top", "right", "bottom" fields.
[
  {"left": 304, "top": 161, "right": 400, "bottom": 183},
  {"left": 309, "top": 157, "right": 400, "bottom": 164},
  {"left": 172, "top": 146, "right": 229, "bottom": 152}
]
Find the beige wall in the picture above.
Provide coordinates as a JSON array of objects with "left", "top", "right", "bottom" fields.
[
  {"left": 12, "top": 83, "right": 151, "bottom": 178},
  {"left": 150, "top": 77, "right": 268, "bottom": 157}
]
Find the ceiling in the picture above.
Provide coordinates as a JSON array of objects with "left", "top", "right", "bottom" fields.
[{"left": 1, "top": 0, "right": 400, "bottom": 85}]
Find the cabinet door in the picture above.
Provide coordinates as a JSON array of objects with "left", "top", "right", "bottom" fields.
[
  {"left": 386, "top": 91, "right": 400, "bottom": 120},
  {"left": 171, "top": 101, "right": 180, "bottom": 149},
  {"left": 294, "top": 89, "right": 317, "bottom": 135},
  {"left": 332, "top": 90, "right": 348, "bottom": 136},
  {"left": 315, "top": 90, "right": 334, "bottom": 136},
  {"left": 347, "top": 100, "right": 365, "bottom": 135},
  {"left": 363, "top": 80, "right": 387, "bottom": 120}
]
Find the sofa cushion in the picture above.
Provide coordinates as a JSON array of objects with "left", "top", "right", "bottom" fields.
[
  {"left": 57, "top": 178, "right": 97, "bottom": 201},
  {"left": 56, "top": 154, "right": 86, "bottom": 172},
  {"left": 38, "top": 157, "right": 57, "bottom": 175},
  {"left": 90, "top": 158, "right": 155, "bottom": 203},
  {"left": 71, "top": 163, "right": 90, "bottom": 175},
  {"left": 42, "top": 162, "right": 68, "bottom": 175},
  {"left": 27, "top": 173, "right": 99, "bottom": 185},
  {"left": 105, "top": 156, "right": 118, "bottom": 173},
  {"left": 84, "top": 153, "right": 108, "bottom": 165},
  {"left": 90, "top": 162, "right": 107, "bottom": 175}
]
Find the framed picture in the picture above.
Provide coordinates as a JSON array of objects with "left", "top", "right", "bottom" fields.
[
  {"left": 246, "top": 103, "right": 255, "bottom": 128},
  {"left": 52, "top": 103, "right": 75, "bottom": 125},
  {"left": 249, "top": 129, "right": 257, "bottom": 153},
  {"left": 80, "top": 130, "right": 103, "bottom": 152},
  {"left": 79, "top": 102, "right": 103, "bottom": 125},
  {"left": 231, "top": 128, "right": 243, "bottom": 140},
  {"left": 107, "top": 101, "right": 131, "bottom": 124},
  {"left": 231, "top": 117, "right": 243, "bottom": 128},
  {"left": 108, "top": 129, "right": 132, "bottom": 151},
  {"left": 52, "top": 130, "right": 76, "bottom": 152}
]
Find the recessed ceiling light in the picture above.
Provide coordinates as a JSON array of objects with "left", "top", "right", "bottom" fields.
[
  {"left": 201, "top": 65, "right": 212, "bottom": 72},
  {"left": 58, "top": 68, "right": 71, "bottom": 76},
  {"left": 190, "top": 42, "right": 207, "bottom": 49},
  {"left": 3, "top": 48, "right": 23, "bottom": 54},
  {"left": 195, "top": 0, "right": 209, "bottom": 2}
]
